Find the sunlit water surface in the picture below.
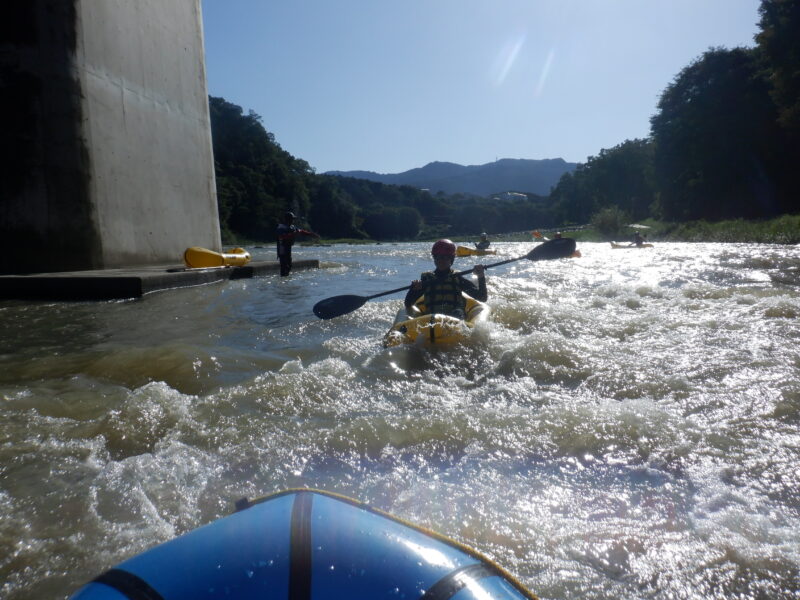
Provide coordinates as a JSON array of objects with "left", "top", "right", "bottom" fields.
[{"left": 1, "top": 242, "right": 799, "bottom": 599}]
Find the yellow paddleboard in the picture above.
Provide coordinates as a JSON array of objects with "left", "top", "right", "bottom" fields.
[{"left": 184, "top": 246, "right": 251, "bottom": 268}]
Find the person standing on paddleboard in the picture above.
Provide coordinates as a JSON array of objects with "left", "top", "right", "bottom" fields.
[
  {"left": 405, "top": 239, "right": 487, "bottom": 318},
  {"left": 276, "top": 211, "right": 319, "bottom": 276}
]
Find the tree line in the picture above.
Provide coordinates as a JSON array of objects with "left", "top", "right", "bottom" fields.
[
  {"left": 211, "top": 0, "right": 798, "bottom": 244},
  {"left": 550, "top": 0, "right": 799, "bottom": 228},
  {"left": 210, "top": 96, "right": 559, "bottom": 243}
]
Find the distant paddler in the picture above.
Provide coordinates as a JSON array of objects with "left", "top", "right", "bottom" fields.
[
  {"left": 475, "top": 232, "right": 491, "bottom": 250},
  {"left": 631, "top": 231, "right": 647, "bottom": 247},
  {"left": 277, "top": 211, "right": 319, "bottom": 276}
]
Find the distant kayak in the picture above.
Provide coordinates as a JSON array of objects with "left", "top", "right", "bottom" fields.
[
  {"left": 384, "top": 293, "right": 490, "bottom": 347},
  {"left": 456, "top": 245, "right": 497, "bottom": 257},
  {"left": 184, "top": 246, "right": 251, "bottom": 268},
  {"left": 611, "top": 241, "right": 653, "bottom": 249},
  {"left": 70, "top": 489, "right": 537, "bottom": 600}
]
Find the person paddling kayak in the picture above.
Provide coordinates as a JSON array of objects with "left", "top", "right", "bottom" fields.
[
  {"left": 405, "top": 239, "right": 487, "bottom": 319},
  {"left": 474, "top": 232, "right": 491, "bottom": 250},
  {"left": 630, "top": 231, "right": 646, "bottom": 247}
]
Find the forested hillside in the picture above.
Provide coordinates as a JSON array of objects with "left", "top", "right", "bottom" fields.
[
  {"left": 327, "top": 157, "right": 576, "bottom": 197},
  {"left": 210, "top": 0, "right": 798, "bottom": 243},
  {"left": 550, "top": 0, "right": 799, "bottom": 226},
  {"left": 209, "top": 98, "right": 559, "bottom": 243}
]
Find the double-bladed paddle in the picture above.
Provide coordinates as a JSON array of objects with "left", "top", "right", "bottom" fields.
[{"left": 312, "top": 237, "right": 576, "bottom": 320}]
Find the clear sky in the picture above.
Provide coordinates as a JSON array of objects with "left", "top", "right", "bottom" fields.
[{"left": 200, "top": 0, "right": 762, "bottom": 175}]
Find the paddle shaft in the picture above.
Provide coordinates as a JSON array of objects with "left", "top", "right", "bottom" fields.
[
  {"left": 312, "top": 238, "right": 575, "bottom": 319},
  {"left": 361, "top": 254, "right": 526, "bottom": 301}
]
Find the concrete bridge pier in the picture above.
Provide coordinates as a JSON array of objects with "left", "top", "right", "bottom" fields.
[{"left": 1, "top": 0, "right": 221, "bottom": 275}]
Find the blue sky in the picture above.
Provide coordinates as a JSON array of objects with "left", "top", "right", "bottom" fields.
[{"left": 201, "top": 0, "right": 761, "bottom": 174}]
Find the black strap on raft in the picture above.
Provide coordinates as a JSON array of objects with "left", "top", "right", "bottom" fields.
[
  {"left": 420, "top": 563, "right": 498, "bottom": 600},
  {"left": 91, "top": 568, "right": 165, "bottom": 600},
  {"left": 289, "top": 491, "right": 314, "bottom": 600}
]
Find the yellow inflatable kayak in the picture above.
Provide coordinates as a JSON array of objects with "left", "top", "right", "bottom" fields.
[
  {"left": 184, "top": 246, "right": 251, "bottom": 268},
  {"left": 456, "top": 246, "right": 497, "bottom": 257},
  {"left": 383, "top": 293, "right": 490, "bottom": 348},
  {"left": 610, "top": 241, "right": 653, "bottom": 249}
]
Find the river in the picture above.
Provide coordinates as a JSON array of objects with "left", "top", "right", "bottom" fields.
[{"left": 1, "top": 241, "right": 799, "bottom": 599}]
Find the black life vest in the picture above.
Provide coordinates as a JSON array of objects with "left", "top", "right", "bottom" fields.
[{"left": 421, "top": 271, "right": 465, "bottom": 314}]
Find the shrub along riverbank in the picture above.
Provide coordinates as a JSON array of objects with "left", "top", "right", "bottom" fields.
[
  {"left": 565, "top": 214, "right": 800, "bottom": 244},
  {"left": 433, "top": 215, "right": 800, "bottom": 245},
  {"left": 241, "top": 214, "right": 799, "bottom": 247}
]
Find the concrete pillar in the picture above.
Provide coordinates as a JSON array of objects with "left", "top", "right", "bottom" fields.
[{"left": 0, "top": 0, "right": 220, "bottom": 274}]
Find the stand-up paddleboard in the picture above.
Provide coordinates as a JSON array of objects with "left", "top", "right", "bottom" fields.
[
  {"left": 184, "top": 246, "right": 251, "bottom": 268},
  {"left": 70, "top": 489, "right": 538, "bottom": 600}
]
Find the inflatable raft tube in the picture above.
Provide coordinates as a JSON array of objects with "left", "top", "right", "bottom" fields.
[
  {"left": 532, "top": 237, "right": 579, "bottom": 259},
  {"left": 184, "top": 246, "right": 251, "bottom": 268},
  {"left": 383, "top": 294, "right": 490, "bottom": 348},
  {"left": 70, "top": 489, "right": 537, "bottom": 600}
]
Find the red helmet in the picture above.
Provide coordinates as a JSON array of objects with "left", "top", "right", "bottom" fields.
[{"left": 431, "top": 239, "right": 456, "bottom": 257}]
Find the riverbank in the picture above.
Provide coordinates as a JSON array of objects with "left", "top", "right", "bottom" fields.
[
  {"left": 445, "top": 214, "right": 799, "bottom": 245},
  {"left": 230, "top": 214, "right": 800, "bottom": 247},
  {"left": 568, "top": 214, "right": 800, "bottom": 244}
]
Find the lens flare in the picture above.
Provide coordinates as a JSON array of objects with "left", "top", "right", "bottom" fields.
[{"left": 492, "top": 34, "right": 526, "bottom": 86}]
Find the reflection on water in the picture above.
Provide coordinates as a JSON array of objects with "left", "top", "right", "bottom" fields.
[{"left": 1, "top": 242, "right": 799, "bottom": 599}]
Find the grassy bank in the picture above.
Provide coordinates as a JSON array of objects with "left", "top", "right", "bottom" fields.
[
  {"left": 656, "top": 215, "right": 800, "bottom": 243},
  {"left": 568, "top": 214, "right": 800, "bottom": 244},
  {"left": 232, "top": 214, "right": 800, "bottom": 247}
]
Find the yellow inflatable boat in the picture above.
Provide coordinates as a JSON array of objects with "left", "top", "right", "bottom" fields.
[
  {"left": 610, "top": 241, "right": 653, "bottom": 249},
  {"left": 456, "top": 245, "right": 497, "bottom": 257},
  {"left": 184, "top": 246, "right": 251, "bottom": 268},
  {"left": 383, "top": 293, "right": 490, "bottom": 348}
]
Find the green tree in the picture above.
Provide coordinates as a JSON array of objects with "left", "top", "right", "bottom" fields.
[
  {"left": 307, "top": 177, "right": 362, "bottom": 238},
  {"left": 757, "top": 0, "right": 800, "bottom": 134},
  {"left": 209, "top": 96, "right": 312, "bottom": 241},
  {"left": 361, "top": 206, "right": 422, "bottom": 240},
  {"left": 650, "top": 47, "right": 784, "bottom": 221},
  {"left": 550, "top": 139, "right": 655, "bottom": 224},
  {"left": 755, "top": 0, "right": 800, "bottom": 215},
  {"left": 591, "top": 206, "right": 630, "bottom": 238}
]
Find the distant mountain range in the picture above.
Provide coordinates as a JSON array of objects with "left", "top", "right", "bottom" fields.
[{"left": 326, "top": 158, "right": 578, "bottom": 197}]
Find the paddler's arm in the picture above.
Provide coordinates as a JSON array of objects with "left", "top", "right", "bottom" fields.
[
  {"left": 404, "top": 281, "right": 423, "bottom": 314},
  {"left": 460, "top": 265, "right": 487, "bottom": 302}
]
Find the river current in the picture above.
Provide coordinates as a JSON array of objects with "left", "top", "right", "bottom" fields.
[{"left": 1, "top": 241, "right": 799, "bottom": 599}]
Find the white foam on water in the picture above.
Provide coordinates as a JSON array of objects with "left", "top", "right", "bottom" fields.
[{"left": 2, "top": 242, "right": 799, "bottom": 598}]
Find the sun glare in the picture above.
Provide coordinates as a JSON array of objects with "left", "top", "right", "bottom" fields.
[
  {"left": 492, "top": 34, "right": 526, "bottom": 86},
  {"left": 534, "top": 48, "right": 555, "bottom": 97}
]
